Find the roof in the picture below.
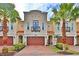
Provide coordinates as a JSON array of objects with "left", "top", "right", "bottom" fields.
[
  {"left": 24, "top": 10, "right": 47, "bottom": 14},
  {"left": 17, "top": 31, "right": 24, "bottom": 33}
]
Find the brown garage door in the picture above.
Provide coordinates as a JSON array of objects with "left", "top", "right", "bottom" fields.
[
  {"left": 57, "top": 36, "right": 74, "bottom": 45},
  {"left": 0, "top": 36, "right": 3, "bottom": 45},
  {"left": 0, "top": 36, "right": 13, "bottom": 46},
  {"left": 77, "top": 36, "right": 79, "bottom": 45},
  {"left": 27, "top": 36, "right": 45, "bottom": 45},
  {"left": 7, "top": 36, "right": 13, "bottom": 46}
]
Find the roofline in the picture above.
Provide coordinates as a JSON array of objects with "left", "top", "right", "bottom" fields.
[{"left": 23, "top": 10, "right": 47, "bottom": 14}]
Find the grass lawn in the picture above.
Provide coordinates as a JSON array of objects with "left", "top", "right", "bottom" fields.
[
  {"left": 48, "top": 45, "right": 79, "bottom": 55},
  {"left": 48, "top": 45, "right": 61, "bottom": 52},
  {"left": 65, "top": 50, "right": 79, "bottom": 55}
]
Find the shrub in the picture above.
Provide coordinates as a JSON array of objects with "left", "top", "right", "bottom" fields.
[
  {"left": 55, "top": 43, "right": 63, "bottom": 50},
  {"left": 13, "top": 44, "right": 19, "bottom": 51},
  {"left": 13, "top": 43, "right": 25, "bottom": 51},
  {"left": 2, "top": 47, "right": 8, "bottom": 54},
  {"left": 65, "top": 44, "right": 69, "bottom": 50},
  {"left": 55, "top": 43, "right": 69, "bottom": 50}
]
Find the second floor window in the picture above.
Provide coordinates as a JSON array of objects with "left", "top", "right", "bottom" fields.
[
  {"left": 66, "top": 27, "right": 70, "bottom": 32},
  {"left": 0, "top": 26, "right": 2, "bottom": 31},
  {"left": 11, "top": 24, "right": 13, "bottom": 30},
  {"left": 42, "top": 23, "right": 44, "bottom": 30},
  {"left": 65, "top": 21, "right": 71, "bottom": 32},
  {"left": 32, "top": 20, "right": 40, "bottom": 32},
  {"left": 27, "top": 23, "right": 29, "bottom": 30},
  {"left": 56, "top": 22, "right": 60, "bottom": 31},
  {"left": 71, "top": 23, "right": 73, "bottom": 31}
]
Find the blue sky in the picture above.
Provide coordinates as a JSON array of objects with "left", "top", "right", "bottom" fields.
[{"left": 14, "top": 3, "right": 59, "bottom": 21}]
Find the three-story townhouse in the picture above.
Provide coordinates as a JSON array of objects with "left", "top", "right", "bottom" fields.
[{"left": 24, "top": 10, "right": 48, "bottom": 45}]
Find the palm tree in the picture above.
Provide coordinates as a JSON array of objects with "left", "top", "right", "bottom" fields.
[
  {"left": 0, "top": 3, "right": 20, "bottom": 46},
  {"left": 51, "top": 3, "right": 79, "bottom": 50}
]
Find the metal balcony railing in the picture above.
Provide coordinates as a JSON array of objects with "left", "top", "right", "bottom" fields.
[{"left": 31, "top": 26, "right": 40, "bottom": 32}]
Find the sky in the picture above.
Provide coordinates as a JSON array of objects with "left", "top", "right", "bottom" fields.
[{"left": 14, "top": 3, "right": 59, "bottom": 21}]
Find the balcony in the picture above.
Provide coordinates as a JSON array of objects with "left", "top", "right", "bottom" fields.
[
  {"left": 31, "top": 26, "right": 40, "bottom": 32},
  {"left": 66, "top": 27, "right": 71, "bottom": 32}
]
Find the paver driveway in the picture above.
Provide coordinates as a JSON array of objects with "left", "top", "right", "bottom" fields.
[{"left": 14, "top": 46, "right": 58, "bottom": 56}]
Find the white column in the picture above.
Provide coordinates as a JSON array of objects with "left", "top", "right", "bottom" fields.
[
  {"left": 13, "top": 36, "right": 15, "bottom": 45},
  {"left": 74, "top": 36, "right": 77, "bottom": 46},
  {"left": 52, "top": 35, "right": 57, "bottom": 46},
  {"left": 24, "top": 35, "right": 27, "bottom": 45},
  {"left": 13, "top": 35, "right": 18, "bottom": 44},
  {"left": 23, "top": 35, "right": 25, "bottom": 44},
  {"left": 45, "top": 36, "right": 48, "bottom": 45},
  {"left": 52, "top": 35, "right": 54, "bottom": 45}
]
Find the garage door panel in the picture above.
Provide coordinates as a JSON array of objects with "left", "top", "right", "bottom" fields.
[
  {"left": 0, "top": 36, "right": 13, "bottom": 46},
  {"left": 66, "top": 37, "right": 74, "bottom": 45},
  {"left": 77, "top": 36, "right": 79, "bottom": 45},
  {"left": 7, "top": 37, "right": 13, "bottom": 45},
  {"left": 57, "top": 36, "right": 74, "bottom": 45},
  {"left": 27, "top": 36, "right": 44, "bottom": 45},
  {"left": 0, "top": 40, "right": 3, "bottom": 46},
  {"left": 0, "top": 37, "right": 3, "bottom": 45}
]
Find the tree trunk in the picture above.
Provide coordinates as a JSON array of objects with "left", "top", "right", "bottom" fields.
[
  {"left": 2, "top": 16, "right": 8, "bottom": 45},
  {"left": 62, "top": 20, "right": 66, "bottom": 51}
]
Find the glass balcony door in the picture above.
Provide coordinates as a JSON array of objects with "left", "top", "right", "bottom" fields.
[{"left": 33, "top": 20, "right": 40, "bottom": 32}]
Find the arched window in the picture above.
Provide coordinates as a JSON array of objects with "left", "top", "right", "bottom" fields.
[{"left": 33, "top": 20, "right": 39, "bottom": 32}]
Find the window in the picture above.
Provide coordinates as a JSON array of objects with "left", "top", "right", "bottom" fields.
[
  {"left": 32, "top": 20, "right": 40, "bottom": 32},
  {"left": 42, "top": 23, "right": 44, "bottom": 30},
  {"left": 65, "top": 21, "right": 71, "bottom": 32},
  {"left": 71, "top": 23, "right": 73, "bottom": 31},
  {"left": 66, "top": 27, "right": 70, "bottom": 32},
  {"left": 11, "top": 24, "right": 13, "bottom": 30},
  {"left": 56, "top": 22, "right": 60, "bottom": 31},
  {"left": 0, "top": 26, "right": 2, "bottom": 31},
  {"left": 27, "top": 23, "right": 29, "bottom": 30}
]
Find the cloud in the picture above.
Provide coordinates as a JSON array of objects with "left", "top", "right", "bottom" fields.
[
  {"left": 14, "top": 3, "right": 25, "bottom": 20},
  {"left": 14, "top": 3, "right": 59, "bottom": 20}
]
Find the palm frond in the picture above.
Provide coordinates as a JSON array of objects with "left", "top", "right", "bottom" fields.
[{"left": 0, "top": 3, "right": 20, "bottom": 22}]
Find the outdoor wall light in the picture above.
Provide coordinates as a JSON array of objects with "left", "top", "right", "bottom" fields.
[{"left": 13, "top": 36, "right": 15, "bottom": 38}]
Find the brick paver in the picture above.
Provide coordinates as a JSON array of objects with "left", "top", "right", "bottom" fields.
[{"left": 14, "top": 46, "right": 58, "bottom": 56}]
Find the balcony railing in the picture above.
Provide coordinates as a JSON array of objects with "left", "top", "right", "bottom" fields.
[
  {"left": 31, "top": 26, "right": 40, "bottom": 32},
  {"left": 66, "top": 27, "right": 71, "bottom": 32}
]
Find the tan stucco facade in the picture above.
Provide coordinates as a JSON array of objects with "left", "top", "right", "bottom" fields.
[
  {"left": 23, "top": 10, "right": 48, "bottom": 45},
  {"left": 0, "top": 10, "right": 78, "bottom": 46}
]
